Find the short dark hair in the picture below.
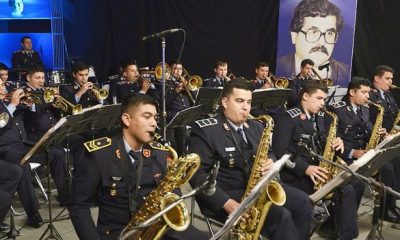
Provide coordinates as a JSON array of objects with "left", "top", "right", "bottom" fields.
[
  {"left": 0, "top": 62, "right": 8, "bottom": 71},
  {"left": 374, "top": 65, "right": 394, "bottom": 77},
  {"left": 121, "top": 94, "right": 157, "bottom": 117},
  {"left": 256, "top": 62, "right": 270, "bottom": 69},
  {"left": 346, "top": 76, "right": 371, "bottom": 95},
  {"left": 120, "top": 59, "right": 137, "bottom": 72},
  {"left": 301, "top": 59, "right": 314, "bottom": 68},
  {"left": 214, "top": 60, "right": 228, "bottom": 69},
  {"left": 290, "top": 0, "right": 344, "bottom": 33},
  {"left": 72, "top": 61, "right": 90, "bottom": 74},
  {"left": 300, "top": 80, "right": 328, "bottom": 98},
  {"left": 170, "top": 59, "right": 183, "bottom": 67},
  {"left": 27, "top": 65, "right": 45, "bottom": 76},
  {"left": 20, "top": 36, "right": 31, "bottom": 44},
  {"left": 221, "top": 78, "right": 251, "bottom": 98}
]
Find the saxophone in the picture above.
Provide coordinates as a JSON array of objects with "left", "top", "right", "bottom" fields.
[
  {"left": 233, "top": 115, "right": 286, "bottom": 240},
  {"left": 119, "top": 141, "right": 200, "bottom": 240},
  {"left": 314, "top": 110, "right": 346, "bottom": 191},
  {"left": 366, "top": 100, "right": 384, "bottom": 150},
  {"left": 389, "top": 112, "right": 400, "bottom": 135}
]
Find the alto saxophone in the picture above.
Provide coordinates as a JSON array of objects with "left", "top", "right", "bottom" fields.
[
  {"left": 366, "top": 100, "right": 384, "bottom": 150},
  {"left": 119, "top": 140, "right": 200, "bottom": 240},
  {"left": 314, "top": 110, "right": 346, "bottom": 191},
  {"left": 233, "top": 115, "right": 286, "bottom": 240},
  {"left": 389, "top": 112, "right": 400, "bottom": 135}
]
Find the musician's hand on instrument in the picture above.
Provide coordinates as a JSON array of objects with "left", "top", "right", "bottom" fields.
[
  {"left": 352, "top": 149, "right": 366, "bottom": 159},
  {"left": 141, "top": 79, "right": 151, "bottom": 92},
  {"left": 261, "top": 79, "right": 273, "bottom": 89},
  {"left": 331, "top": 137, "right": 344, "bottom": 153},
  {"left": 175, "top": 83, "right": 184, "bottom": 93},
  {"left": 306, "top": 165, "right": 329, "bottom": 184},
  {"left": 223, "top": 199, "right": 240, "bottom": 215},
  {"left": 379, "top": 128, "right": 388, "bottom": 138},
  {"left": 261, "top": 158, "right": 273, "bottom": 175},
  {"left": 11, "top": 89, "right": 24, "bottom": 105}
]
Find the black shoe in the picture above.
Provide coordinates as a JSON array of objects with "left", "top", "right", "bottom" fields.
[
  {"left": 26, "top": 212, "right": 43, "bottom": 228},
  {"left": 382, "top": 209, "right": 400, "bottom": 224},
  {"left": 317, "top": 222, "right": 337, "bottom": 239},
  {"left": 0, "top": 222, "right": 10, "bottom": 232}
]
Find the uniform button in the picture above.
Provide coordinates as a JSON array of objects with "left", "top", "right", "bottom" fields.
[
  {"left": 49, "top": 117, "right": 52, "bottom": 120},
  {"left": 15, "top": 123, "right": 18, "bottom": 125},
  {"left": 137, "top": 186, "right": 141, "bottom": 189},
  {"left": 105, "top": 230, "right": 110, "bottom": 235}
]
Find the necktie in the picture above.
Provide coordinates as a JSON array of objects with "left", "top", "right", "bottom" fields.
[
  {"left": 129, "top": 150, "right": 141, "bottom": 163},
  {"left": 310, "top": 115, "right": 317, "bottom": 131},
  {"left": 237, "top": 128, "right": 248, "bottom": 143},
  {"left": 356, "top": 107, "right": 364, "bottom": 122}
]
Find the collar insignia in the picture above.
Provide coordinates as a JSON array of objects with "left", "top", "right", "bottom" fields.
[{"left": 143, "top": 149, "right": 151, "bottom": 157}]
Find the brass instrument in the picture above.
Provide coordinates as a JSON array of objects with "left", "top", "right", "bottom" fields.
[
  {"left": 90, "top": 85, "right": 109, "bottom": 101},
  {"left": 0, "top": 112, "right": 9, "bottom": 128},
  {"left": 390, "top": 112, "right": 400, "bottom": 135},
  {"left": 312, "top": 68, "right": 333, "bottom": 86},
  {"left": 269, "top": 73, "right": 289, "bottom": 89},
  {"left": 182, "top": 68, "right": 203, "bottom": 91},
  {"left": 3, "top": 90, "right": 42, "bottom": 105},
  {"left": 390, "top": 84, "right": 399, "bottom": 89},
  {"left": 233, "top": 115, "right": 286, "bottom": 240},
  {"left": 120, "top": 137, "right": 200, "bottom": 240},
  {"left": 314, "top": 110, "right": 347, "bottom": 193},
  {"left": 366, "top": 100, "right": 384, "bottom": 150},
  {"left": 43, "top": 87, "right": 83, "bottom": 115}
]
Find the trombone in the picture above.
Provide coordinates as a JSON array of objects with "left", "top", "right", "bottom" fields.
[
  {"left": 269, "top": 73, "right": 289, "bottom": 89},
  {"left": 180, "top": 68, "right": 203, "bottom": 104},
  {"left": 43, "top": 87, "right": 83, "bottom": 115},
  {"left": 312, "top": 68, "right": 333, "bottom": 86}
]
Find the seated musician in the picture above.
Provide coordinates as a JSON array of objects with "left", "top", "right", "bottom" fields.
[
  {"left": 286, "top": 59, "right": 315, "bottom": 109},
  {"left": 0, "top": 81, "right": 43, "bottom": 228},
  {"left": 203, "top": 60, "right": 231, "bottom": 88},
  {"left": 330, "top": 76, "right": 399, "bottom": 223},
  {"left": 59, "top": 61, "right": 103, "bottom": 109},
  {"left": 0, "top": 63, "right": 20, "bottom": 93},
  {"left": 272, "top": 80, "right": 364, "bottom": 239},
  {"left": 68, "top": 94, "right": 208, "bottom": 240},
  {"left": 189, "top": 79, "right": 312, "bottom": 240},
  {"left": 23, "top": 66, "right": 68, "bottom": 206},
  {"left": 113, "top": 59, "right": 159, "bottom": 103}
]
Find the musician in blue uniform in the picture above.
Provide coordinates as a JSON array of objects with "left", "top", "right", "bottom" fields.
[
  {"left": 114, "top": 59, "right": 159, "bottom": 104},
  {"left": 203, "top": 60, "right": 231, "bottom": 88},
  {"left": 68, "top": 94, "right": 208, "bottom": 240},
  {"left": 189, "top": 79, "right": 312, "bottom": 240},
  {"left": 0, "top": 63, "right": 21, "bottom": 93},
  {"left": 272, "top": 80, "right": 363, "bottom": 239},
  {"left": 369, "top": 66, "right": 400, "bottom": 220},
  {"left": 286, "top": 59, "right": 315, "bottom": 109},
  {"left": 0, "top": 82, "right": 43, "bottom": 228},
  {"left": 23, "top": 66, "right": 68, "bottom": 205}
]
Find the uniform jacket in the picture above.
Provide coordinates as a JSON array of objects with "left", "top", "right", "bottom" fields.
[
  {"left": 59, "top": 83, "right": 100, "bottom": 109},
  {"left": 203, "top": 77, "right": 224, "bottom": 88},
  {"left": 68, "top": 134, "right": 169, "bottom": 239},
  {"left": 189, "top": 113, "right": 274, "bottom": 218},
  {"left": 368, "top": 88, "right": 399, "bottom": 131},
  {"left": 11, "top": 50, "right": 43, "bottom": 69},
  {"left": 114, "top": 80, "right": 160, "bottom": 103}
]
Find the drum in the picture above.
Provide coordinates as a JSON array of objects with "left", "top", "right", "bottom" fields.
[{"left": 46, "top": 70, "right": 65, "bottom": 85}]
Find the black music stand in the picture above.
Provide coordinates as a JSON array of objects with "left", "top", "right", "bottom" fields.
[
  {"left": 166, "top": 105, "right": 206, "bottom": 130},
  {"left": 194, "top": 87, "right": 223, "bottom": 113},
  {"left": 251, "top": 89, "right": 291, "bottom": 109}
]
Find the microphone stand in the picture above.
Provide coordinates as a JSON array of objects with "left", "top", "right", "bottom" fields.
[
  {"left": 306, "top": 147, "right": 400, "bottom": 240},
  {"left": 161, "top": 36, "right": 167, "bottom": 141},
  {"left": 119, "top": 179, "right": 214, "bottom": 240}
]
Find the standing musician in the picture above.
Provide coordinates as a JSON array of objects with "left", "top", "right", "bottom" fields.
[
  {"left": 113, "top": 59, "right": 159, "bottom": 104},
  {"left": 286, "top": 59, "right": 315, "bottom": 109},
  {"left": 369, "top": 65, "right": 400, "bottom": 218},
  {"left": 189, "top": 79, "right": 312, "bottom": 240},
  {"left": 203, "top": 60, "right": 231, "bottom": 88},
  {"left": 59, "top": 61, "right": 103, "bottom": 109},
  {"left": 68, "top": 94, "right": 208, "bottom": 239},
  {"left": 0, "top": 81, "right": 43, "bottom": 228},
  {"left": 23, "top": 66, "right": 68, "bottom": 206},
  {"left": 272, "top": 80, "right": 363, "bottom": 239},
  {"left": 11, "top": 36, "right": 44, "bottom": 70}
]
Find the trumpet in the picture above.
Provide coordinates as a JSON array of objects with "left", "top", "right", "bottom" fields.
[
  {"left": 2, "top": 90, "right": 41, "bottom": 105},
  {"left": 312, "top": 68, "right": 333, "bottom": 86},
  {"left": 90, "top": 85, "right": 109, "bottom": 101},
  {"left": 269, "top": 73, "right": 289, "bottom": 89},
  {"left": 43, "top": 87, "right": 83, "bottom": 115},
  {"left": 0, "top": 112, "right": 9, "bottom": 128}
]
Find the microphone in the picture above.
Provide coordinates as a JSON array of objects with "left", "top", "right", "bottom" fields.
[
  {"left": 318, "top": 63, "right": 330, "bottom": 71},
  {"left": 203, "top": 161, "right": 220, "bottom": 196},
  {"left": 142, "top": 28, "right": 182, "bottom": 41}
]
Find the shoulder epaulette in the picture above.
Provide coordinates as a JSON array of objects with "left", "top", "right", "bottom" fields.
[
  {"left": 287, "top": 108, "right": 302, "bottom": 118},
  {"left": 317, "top": 111, "right": 325, "bottom": 117},
  {"left": 195, "top": 118, "right": 218, "bottom": 128},
  {"left": 84, "top": 137, "right": 112, "bottom": 152},
  {"left": 330, "top": 101, "right": 346, "bottom": 109},
  {"left": 149, "top": 141, "right": 169, "bottom": 151},
  {"left": 13, "top": 50, "right": 22, "bottom": 53}
]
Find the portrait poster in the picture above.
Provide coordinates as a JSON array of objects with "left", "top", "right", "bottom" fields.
[
  {"left": 276, "top": 0, "right": 357, "bottom": 87},
  {"left": 0, "top": 0, "right": 51, "bottom": 19}
]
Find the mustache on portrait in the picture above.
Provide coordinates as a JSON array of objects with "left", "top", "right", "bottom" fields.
[{"left": 309, "top": 45, "right": 329, "bottom": 55}]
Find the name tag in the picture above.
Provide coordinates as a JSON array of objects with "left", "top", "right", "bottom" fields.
[{"left": 225, "top": 147, "right": 235, "bottom": 152}]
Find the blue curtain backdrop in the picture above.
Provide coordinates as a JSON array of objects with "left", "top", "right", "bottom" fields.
[{"left": 61, "top": 0, "right": 400, "bottom": 84}]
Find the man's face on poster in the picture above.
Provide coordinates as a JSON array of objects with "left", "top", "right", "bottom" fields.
[
  {"left": 291, "top": 15, "right": 337, "bottom": 66},
  {"left": 9, "top": 0, "right": 24, "bottom": 16}
]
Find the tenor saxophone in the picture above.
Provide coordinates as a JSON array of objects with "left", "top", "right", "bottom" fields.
[
  {"left": 119, "top": 141, "right": 200, "bottom": 240},
  {"left": 233, "top": 115, "right": 286, "bottom": 240},
  {"left": 366, "top": 100, "right": 384, "bottom": 150},
  {"left": 389, "top": 112, "right": 400, "bottom": 135}
]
